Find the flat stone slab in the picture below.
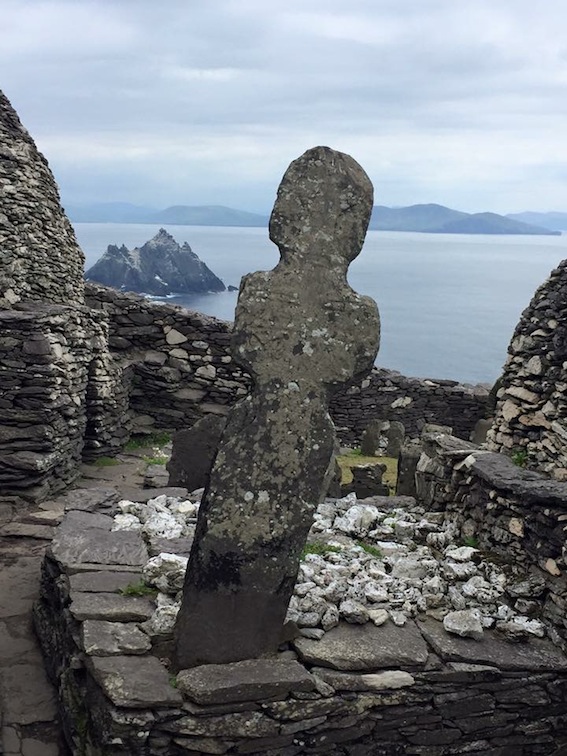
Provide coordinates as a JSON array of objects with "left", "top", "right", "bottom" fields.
[
  {"left": 0, "top": 662, "right": 57, "bottom": 725},
  {"left": 81, "top": 620, "right": 152, "bottom": 655},
  {"left": 293, "top": 621, "right": 429, "bottom": 671},
  {"left": 120, "top": 486, "right": 189, "bottom": 503},
  {"left": 0, "top": 522, "right": 55, "bottom": 539},
  {"left": 69, "top": 570, "right": 143, "bottom": 593},
  {"left": 69, "top": 592, "right": 154, "bottom": 622},
  {"left": 148, "top": 536, "right": 194, "bottom": 557},
  {"left": 89, "top": 655, "right": 182, "bottom": 708},
  {"left": 420, "top": 618, "right": 567, "bottom": 671},
  {"left": 0, "top": 619, "right": 37, "bottom": 664},
  {"left": 311, "top": 667, "right": 415, "bottom": 692},
  {"left": 50, "top": 519, "right": 148, "bottom": 569},
  {"left": 62, "top": 487, "right": 119, "bottom": 512},
  {"left": 0, "top": 557, "right": 41, "bottom": 618},
  {"left": 57, "top": 509, "right": 115, "bottom": 531},
  {"left": 176, "top": 659, "right": 315, "bottom": 704},
  {"left": 22, "top": 509, "right": 65, "bottom": 525}
]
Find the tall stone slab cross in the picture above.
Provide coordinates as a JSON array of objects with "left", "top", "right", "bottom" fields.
[{"left": 174, "top": 146, "right": 380, "bottom": 668}]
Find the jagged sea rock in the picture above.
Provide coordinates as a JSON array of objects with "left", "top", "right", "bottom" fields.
[{"left": 85, "top": 228, "right": 225, "bottom": 296}]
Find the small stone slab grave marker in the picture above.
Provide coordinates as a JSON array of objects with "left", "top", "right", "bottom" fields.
[{"left": 174, "top": 146, "right": 380, "bottom": 667}]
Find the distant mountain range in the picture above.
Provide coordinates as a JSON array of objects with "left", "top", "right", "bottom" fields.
[
  {"left": 67, "top": 202, "right": 267, "bottom": 227},
  {"left": 66, "top": 202, "right": 562, "bottom": 236},
  {"left": 506, "top": 211, "right": 567, "bottom": 233}
]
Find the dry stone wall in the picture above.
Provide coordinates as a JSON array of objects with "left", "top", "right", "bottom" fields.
[
  {"left": 0, "top": 90, "right": 85, "bottom": 308},
  {"left": 0, "top": 304, "right": 128, "bottom": 500},
  {"left": 0, "top": 90, "right": 131, "bottom": 499},
  {"left": 488, "top": 258, "right": 567, "bottom": 478},
  {"left": 34, "top": 490, "right": 567, "bottom": 755},
  {"left": 85, "top": 283, "right": 489, "bottom": 444},
  {"left": 85, "top": 283, "right": 250, "bottom": 432},
  {"left": 416, "top": 432, "right": 567, "bottom": 653},
  {"left": 331, "top": 369, "right": 488, "bottom": 445}
]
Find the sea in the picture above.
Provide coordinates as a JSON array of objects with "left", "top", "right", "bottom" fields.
[{"left": 72, "top": 222, "right": 567, "bottom": 386}]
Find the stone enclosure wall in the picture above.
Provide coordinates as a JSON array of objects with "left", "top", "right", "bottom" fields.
[
  {"left": 488, "top": 258, "right": 567, "bottom": 479},
  {"left": 0, "top": 304, "right": 130, "bottom": 501},
  {"left": 84, "top": 283, "right": 250, "bottom": 432},
  {"left": 34, "top": 489, "right": 567, "bottom": 756},
  {"left": 85, "top": 281, "right": 489, "bottom": 443},
  {"left": 331, "top": 370, "right": 488, "bottom": 445},
  {"left": 0, "top": 275, "right": 490, "bottom": 501},
  {"left": 0, "top": 89, "right": 128, "bottom": 500},
  {"left": 0, "top": 90, "right": 85, "bottom": 308},
  {"left": 416, "top": 432, "right": 567, "bottom": 654}
]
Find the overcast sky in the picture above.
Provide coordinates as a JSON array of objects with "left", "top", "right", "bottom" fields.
[{"left": 2, "top": 0, "right": 567, "bottom": 214}]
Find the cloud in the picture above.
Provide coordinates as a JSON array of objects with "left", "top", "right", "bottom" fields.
[{"left": 2, "top": 0, "right": 567, "bottom": 212}]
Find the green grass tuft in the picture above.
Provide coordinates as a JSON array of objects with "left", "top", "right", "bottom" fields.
[
  {"left": 511, "top": 448, "right": 528, "bottom": 468},
  {"left": 93, "top": 456, "right": 120, "bottom": 467},
  {"left": 462, "top": 536, "right": 479, "bottom": 549},
  {"left": 118, "top": 581, "right": 157, "bottom": 597},
  {"left": 301, "top": 542, "right": 342, "bottom": 559},
  {"left": 355, "top": 541, "right": 383, "bottom": 559}
]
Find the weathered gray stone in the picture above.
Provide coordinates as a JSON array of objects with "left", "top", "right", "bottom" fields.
[
  {"left": 293, "top": 621, "right": 428, "bottom": 670},
  {"left": 343, "top": 463, "right": 388, "bottom": 498},
  {"left": 420, "top": 617, "right": 567, "bottom": 671},
  {"left": 443, "top": 609, "right": 484, "bottom": 640},
  {"left": 0, "top": 522, "right": 55, "bottom": 539},
  {"left": 176, "top": 659, "right": 315, "bottom": 704},
  {"left": 62, "top": 487, "right": 119, "bottom": 511},
  {"left": 50, "top": 520, "right": 148, "bottom": 569},
  {"left": 162, "top": 711, "right": 281, "bottom": 738},
  {"left": 58, "top": 509, "right": 115, "bottom": 532},
  {"left": 360, "top": 419, "right": 383, "bottom": 456},
  {"left": 69, "top": 592, "right": 154, "bottom": 622},
  {"left": 175, "top": 146, "right": 380, "bottom": 667},
  {"left": 471, "top": 417, "right": 492, "bottom": 444},
  {"left": 81, "top": 620, "right": 152, "bottom": 655},
  {"left": 396, "top": 439, "right": 422, "bottom": 497},
  {"left": 470, "top": 451, "right": 567, "bottom": 506},
  {"left": 69, "top": 570, "right": 143, "bottom": 593},
  {"left": 311, "top": 667, "right": 415, "bottom": 692},
  {"left": 0, "top": 663, "right": 57, "bottom": 725},
  {"left": 0, "top": 89, "right": 85, "bottom": 308},
  {"left": 385, "top": 421, "right": 405, "bottom": 457},
  {"left": 88, "top": 655, "right": 182, "bottom": 707},
  {"left": 167, "top": 414, "right": 227, "bottom": 491}
]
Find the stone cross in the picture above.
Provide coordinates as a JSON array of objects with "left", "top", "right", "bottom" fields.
[{"left": 174, "top": 146, "right": 380, "bottom": 668}]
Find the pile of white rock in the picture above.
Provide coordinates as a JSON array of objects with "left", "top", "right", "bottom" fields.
[{"left": 111, "top": 492, "right": 546, "bottom": 643}]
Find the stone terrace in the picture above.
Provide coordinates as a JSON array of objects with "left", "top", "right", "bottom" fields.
[{"left": 31, "top": 480, "right": 567, "bottom": 755}]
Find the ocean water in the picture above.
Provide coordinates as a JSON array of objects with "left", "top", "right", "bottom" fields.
[{"left": 73, "top": 222, "right": 567, "bottom": 385}]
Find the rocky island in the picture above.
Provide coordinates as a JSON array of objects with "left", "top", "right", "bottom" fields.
[{"left": 84, "top": 228, "right": 225, "bottom": 296}]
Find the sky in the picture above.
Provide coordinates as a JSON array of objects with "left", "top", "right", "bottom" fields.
[{"left": 2, "top": 0, "right": 567, "bottom": 214}]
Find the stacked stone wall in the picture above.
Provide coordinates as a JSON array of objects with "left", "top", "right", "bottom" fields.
[
  {"left": 488, "top": 258, "right": 567, "bottom": 478},
  {"left": 330, "top": 369, "right": 488, "bottom": 445},
  {"left": 34, "top": 496, "right": 567, "bottom": 755},
  {"left": 0, "top": 90, "right": 85, "bottom": 308},
  {"left": 85, "top": 282, "right": 489, "bottom": 443},
  {"left": 85, "top": 283, "right": 251, "bottom": 432},
  {"left": 0, "top": 304, "right": 129, "bottom": 499},
  {"left": 416, "top": 433, "right": 567, "bottom": 653},
  {"left": 0, "top": 89, "right": 130, "bottom": 500}
]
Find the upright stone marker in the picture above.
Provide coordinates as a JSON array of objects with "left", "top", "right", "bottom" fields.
[{"left": 174, "top": 146, "right": 380, "bottom": 668}]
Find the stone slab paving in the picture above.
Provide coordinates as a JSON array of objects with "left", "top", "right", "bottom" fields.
[{"left": 0, "top": 450, "right": 149, "bottom": 755}]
